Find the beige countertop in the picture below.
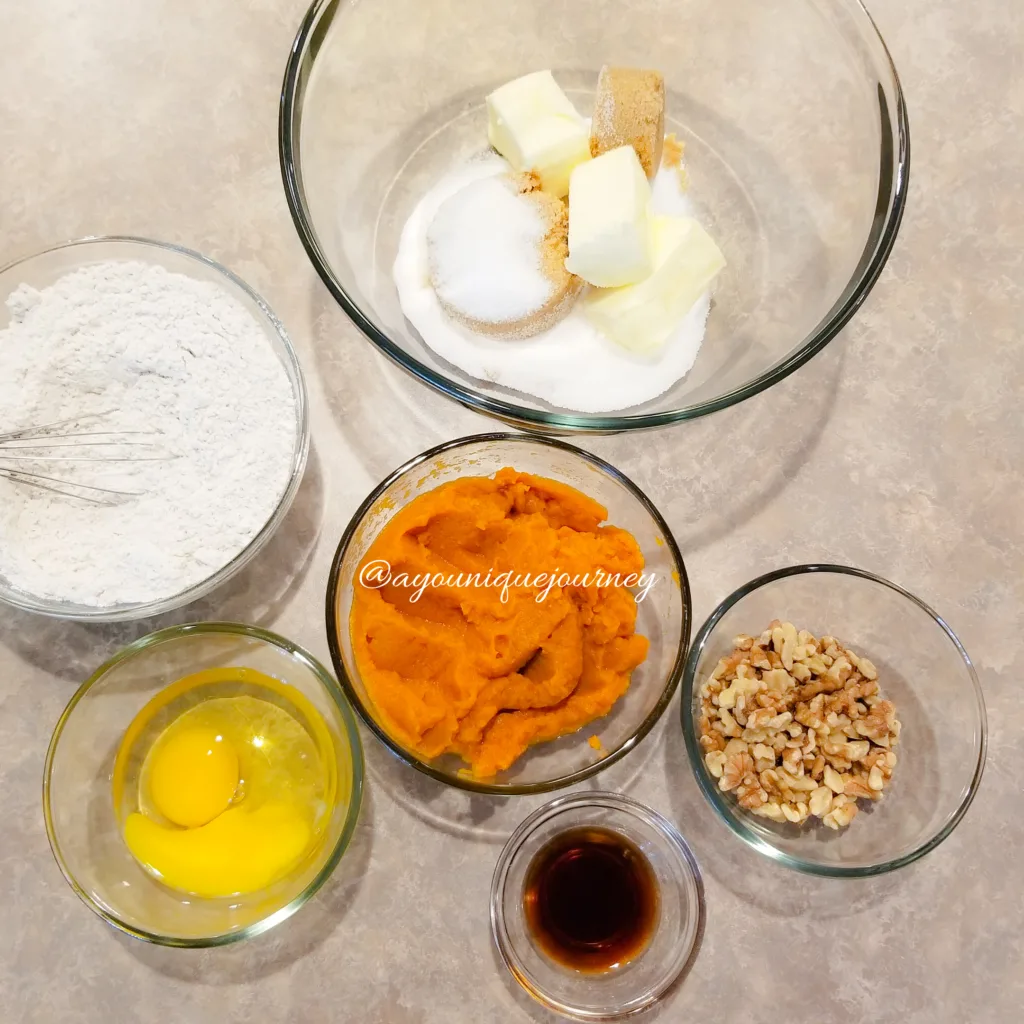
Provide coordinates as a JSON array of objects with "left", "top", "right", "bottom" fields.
[{"left": 1, "top": 1, "right": 1021, "bottom": 1021}]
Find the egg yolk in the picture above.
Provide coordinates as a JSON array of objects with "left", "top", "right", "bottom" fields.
[
  {"left": 147, "top": 726, "right": 239, "bottom": 828},
  {"left": 123, "top": 803, "right": 312, "bottom": 898}
]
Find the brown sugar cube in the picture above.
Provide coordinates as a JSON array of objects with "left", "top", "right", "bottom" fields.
[{"left": 590, "top": 66, "right": 666, "bottom": 179}]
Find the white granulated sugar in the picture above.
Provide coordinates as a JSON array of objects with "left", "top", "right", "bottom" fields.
[
  {"left": 394, "top": 155, "right": 710, "bottom": 413},
  {"left": 0, "top": 260, "right": 297, "bottom": 607},
  {"left": 426, "top": 175, "right": 553, "bottom": 323}
]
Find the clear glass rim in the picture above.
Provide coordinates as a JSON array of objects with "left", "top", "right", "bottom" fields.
[
  {"left": 680, "top": 563, "right": 988, "bottom": 877},
  {"left": 41, "top": 621, "right": 366, "bottom": 948},
  {"left": 278, "top": 0, "right": 910, "bottom": 433},
  {"left": 489, "top": 791, "right": 706, "bottom": 1021},
  {"left": 0, "top": 235, "right": 311, "bottom": 622},
  {"left": 324, "top": 432, "right": 692, "bottom": 795}
]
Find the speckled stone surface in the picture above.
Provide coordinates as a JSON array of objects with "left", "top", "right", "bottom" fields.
[{"left": 1, "top": 1, "right": 1022, "bottom": 1022}]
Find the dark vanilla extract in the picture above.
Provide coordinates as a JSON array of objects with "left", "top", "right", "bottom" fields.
[{"left": 523, "top": 826, "right": 659, "bottom": 972}]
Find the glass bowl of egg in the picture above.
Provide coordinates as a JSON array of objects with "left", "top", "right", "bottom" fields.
[
  {"left": 280, "top": 0, "right": 908, "bottom": 432},
  {"left": 43, "top": 622, "right": 364, "bottom": 946},
  {"left": 325, "top": 433, "right": 691, "bottom": 794}
]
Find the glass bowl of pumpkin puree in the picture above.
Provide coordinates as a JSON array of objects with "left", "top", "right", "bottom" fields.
[{"left": 325, "top": 434, "right": 691, "bottom": 794}]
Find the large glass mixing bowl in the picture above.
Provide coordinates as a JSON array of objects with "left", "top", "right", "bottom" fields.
[{"left": 280, "top": 0, "right": 908, "bottom": 432}]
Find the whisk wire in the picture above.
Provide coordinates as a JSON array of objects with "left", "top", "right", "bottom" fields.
[
  {"left": 0, "top": 432, "right": 160, "bottom": 446},
  {"left": 0, "top": 411, "right": 172, "bottom": 503},
  {"left": 0, "top": 468, "right": 143, "bottom": 506},
  {"left": 0, "top": 411, "right": 125, "bottom": 443}
]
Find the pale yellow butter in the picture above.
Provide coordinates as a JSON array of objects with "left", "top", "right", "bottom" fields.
[
  {"left": 486, "top": 71, "right": 591, "bottom": 198},
  {"left": 583, "top": 215, "right": 726, "bottom": 354},
  {"left": 564, "top": 145, "right": 652, "bottom": 288}
]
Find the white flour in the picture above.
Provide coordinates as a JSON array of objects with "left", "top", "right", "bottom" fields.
[{"left": 0, "top": 260, "right": 297, "bottom": 607}]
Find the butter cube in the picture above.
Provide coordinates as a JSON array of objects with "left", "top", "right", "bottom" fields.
[
  {"left": 584, "top": 214, "right": 726, "bottom": 354},
  {"left": 564, "top": 145, "right": 652, "bottom": 288},
  {"left": 486, "top": 71, "right": 591, "bottom": 197}
]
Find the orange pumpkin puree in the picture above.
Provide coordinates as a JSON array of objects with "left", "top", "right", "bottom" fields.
[{"left": 350, "top": 469, "right": 649, "bottom": 778}]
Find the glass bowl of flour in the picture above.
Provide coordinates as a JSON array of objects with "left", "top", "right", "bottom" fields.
[{"left": 0, "top": 236, "right": 309, "bottom": 621}]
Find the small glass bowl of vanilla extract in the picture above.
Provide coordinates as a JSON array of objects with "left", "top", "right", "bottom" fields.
[{"left": 491, "top": 792, "right": 705, "bottom": 1020}]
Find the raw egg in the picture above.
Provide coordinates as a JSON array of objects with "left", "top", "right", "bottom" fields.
[
  {"left": 113, "top": 668, "right": 335, "bottom": 899},
  {"left": 147, "top": 725, "right": 239, "bottom": 828},
  {"left": 123, "top": 802, "right": 312, "bottom": 899}
]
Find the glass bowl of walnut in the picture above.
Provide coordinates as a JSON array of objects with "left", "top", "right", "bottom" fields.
[{"left": 680, "top": 564, "right": 987, "bottom": 876}]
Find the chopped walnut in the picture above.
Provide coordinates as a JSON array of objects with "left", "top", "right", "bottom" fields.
[
  {"left": 720, "top": 752, "right": 754, "bottom": 792},
  {"left": 697, "top": 622, "right": 901, "bottom": 830},
  {"left": 704, "top": 749, "right": 727, "bottom": 778},
  {"left": 737, "top": 777, "right": 768, "bottom": 809}
]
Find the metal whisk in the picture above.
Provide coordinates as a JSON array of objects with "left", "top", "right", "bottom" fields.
[{"left": 0, "top": 412, "right": 174, "bottom": 505}]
